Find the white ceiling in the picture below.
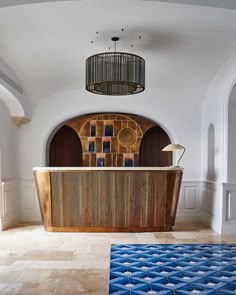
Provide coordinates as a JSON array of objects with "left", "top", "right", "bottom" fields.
[
  {"left": 1, "top": 0, "right": 236, "bottom": 108},
  {"left": 1, "top": 0, "right": 236, "bottom": 10}
]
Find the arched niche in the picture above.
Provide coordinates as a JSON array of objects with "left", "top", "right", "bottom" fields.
[
  {"left": 139, "top": 125, "right": 172, "bottom": 167},
  {"left": 49, "top": 125, "right": 82, "bottom": 167},
  {"left": 228, "top": 82, "right": 236, "bottom": 181},
  {"left": 47, "top": 112, "right": 172, "bottom": 167},
  {"left": 207, "top": 123, "right": 215, "bottom": 181}
]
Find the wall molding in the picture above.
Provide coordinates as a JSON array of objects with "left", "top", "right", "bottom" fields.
[
  {"left": 0, "top": 180, "right": 20, "bottom": 230},
  {"left": 176, "top": 180, "right": 201, "bottom": 222},
  {"left": 20, "top": 180, "right": 41, "bottom": 222},
  {"left": 200, "top": 180, "right": 222, "bottom": 234},
  {"left": 222, "top": 182, "right": 236, "bottom": 235}
]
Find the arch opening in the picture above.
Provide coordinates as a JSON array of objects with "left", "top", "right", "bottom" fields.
[
  {"left": 46, "top": 112, "right": 174, "bottom": 167},
  {"left": 0, "top": 84, "right": 24, "bottom": 117}
]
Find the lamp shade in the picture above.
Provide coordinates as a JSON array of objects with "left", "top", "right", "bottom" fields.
[
  {"left": 162, "top": 144, "right": 185, "bottom": 152},
  {"left": 162, "top": 144, "right": 186, "bottom": 166}
]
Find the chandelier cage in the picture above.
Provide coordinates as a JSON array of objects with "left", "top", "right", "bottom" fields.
[{"left": 85, "top": 37, "right": 145, "bottom": 96}]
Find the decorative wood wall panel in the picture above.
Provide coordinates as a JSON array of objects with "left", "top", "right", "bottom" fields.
[{"left": 73, "top": 114, "right": 144, "bottom": 167}]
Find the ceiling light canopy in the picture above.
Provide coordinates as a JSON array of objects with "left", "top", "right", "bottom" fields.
[{"left": 85, "top": 37, "right": 145, "bottom": 96}]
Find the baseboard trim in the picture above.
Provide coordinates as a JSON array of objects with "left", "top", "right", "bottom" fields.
[
  {"left": 201, "top": 211, "right": 221, "bottom": 234},
  {"left": 176, "top": 212, "right": 201, "bottom": 223},
  {"left": 0, "top": 211, "right": 19, "bottom": 230},
  {"left": 20, "top": 214, "right": 41, "bottom": 222},
  {"left": 221, "top": 225, "right": 236, "bottom": 235}
]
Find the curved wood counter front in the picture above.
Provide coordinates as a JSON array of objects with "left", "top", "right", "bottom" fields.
[{"left": 33, "top": 167, "right": 183, "bottom": 232}]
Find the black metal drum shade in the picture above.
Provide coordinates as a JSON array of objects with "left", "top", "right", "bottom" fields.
[{"left": 86, "top": 52, "right": 145, "bottom": 95}]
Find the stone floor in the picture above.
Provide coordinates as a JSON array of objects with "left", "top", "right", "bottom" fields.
[{"left": 0, "top": 222, "right": 235, "bottom": 295}]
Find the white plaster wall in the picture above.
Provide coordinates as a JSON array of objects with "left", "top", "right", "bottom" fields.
[
  {"left": 228, "top": 83, "right": 236, "bottom": 182},
  {"left": 201, "top": 70, "right": 226, "bottom": 233},
  {"left": 201, "top": 50, "right": 236, "bottom": 233},
  {"left": 0, "top": 100, "right": 20, "bottom": 229},
  {"left": 201, "top": 51, "right": 236, "bottom": 183},
  {"left": 0, "top": 99, "right": 19, "bottom": 180},
  {"left": 19, "top": 87, "right": 201, "bottom": 181}
]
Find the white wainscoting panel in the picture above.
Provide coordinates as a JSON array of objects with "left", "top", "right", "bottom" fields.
[
  {"left": 200, "top": 181, "right": 222, "bottom": 234},
  {"left": 226, "top": 191, "right": 236, "bottom": 221},
  {"left": 176, "top": 181, "right": 201, "bottom": 222},
  {"left": 0, "top": 180, "right": 20, "bottom": 230},
  {"left": 20, "top": 180, "right": 41, "bottom": 222},
  {"left": 222, "top": 182, "right": 236, "bottom": 235}
]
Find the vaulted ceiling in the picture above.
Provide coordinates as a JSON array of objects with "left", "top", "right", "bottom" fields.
[{"left": 1, "top": 0, "right": 236, "bottom": 109}]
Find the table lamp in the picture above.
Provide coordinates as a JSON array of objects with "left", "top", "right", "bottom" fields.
[{"left": 162, "top": 144, "right": 186, "bottom": 166}]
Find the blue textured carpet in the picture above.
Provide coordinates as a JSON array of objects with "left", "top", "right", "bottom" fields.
[{"left": 109, "top": 244, "right": 236, "bottom": 294}]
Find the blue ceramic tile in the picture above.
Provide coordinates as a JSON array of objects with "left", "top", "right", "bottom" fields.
[
  {"left": 105, "top": 124, "right": 113, "bottom": 136},
  {"left": 90, "top": 125, "right": 96, "bottom": 136},
  {"left": 124, "top": 158, "right": 133, "bottom": 167},
  {"left": 103, "top": 140, "right": 110, "bottom": 153},
  {"left": 88, "top": 140, "right": 95, "bottom": 153},
  {"left": 97, "top": 157, "right": 105, "bottom": 166},
  {"left": 109, "top": 244, "right": 236, "bottom": 294}
]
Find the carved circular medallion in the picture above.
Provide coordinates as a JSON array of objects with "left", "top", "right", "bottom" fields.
[{"left": 118, "top": 127, "right": 137, "bottom": 147}]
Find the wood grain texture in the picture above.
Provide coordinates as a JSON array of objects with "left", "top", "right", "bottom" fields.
[
  {"left": 34, "top": 169, "right": 183, "bottom": 232},
  {"left": 34, "top": 171, "right": 52, "bottom": 228}
]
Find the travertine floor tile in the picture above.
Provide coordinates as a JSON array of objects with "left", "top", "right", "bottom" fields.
[
  {"left": 5, "top": 261, "right": 31, "bottom": 272},
  {"left": 0, "top": 271, "right": 22, "bottom": 283},
  {"left": 17, "top": 281, "right": 57, "bottom": 295},
  {"left": 0, "top": 222, "right": 233, "bottom": 294},
  {"left": 17, "top": 269, "right": 55, "bottom": 283},
  {"left": 171, "top": 232, "right": 200, "bottom": 239},
  {"left": 20, "top": 250, "right": 73, "bottom": 261},
  {"left": 32, "top": 241, "right": 63, "bottom": 250},
  {"left": 0, "top": 258, "right": 16, "bottom": 266},
  {"left": 110, "top": 238, "right": 139, "bottom": 244},
  {"left": 0, "top": 282, "right": 23, "bottom": 294}
]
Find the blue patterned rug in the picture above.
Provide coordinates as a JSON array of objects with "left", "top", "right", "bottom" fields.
[{"left": 109, "top": 244, "right": 236, "bottom": 294}]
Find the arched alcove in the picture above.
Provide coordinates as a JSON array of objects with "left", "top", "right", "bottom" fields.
[
  {"left": 47, "top": 113, "right": 173, "bottom": 167},
  {"left": 49, "top": 125, "right": 82, "bottom": 167},
  {"left": 207, "top": 123, "right": 215, "bottom": 181},
  {"left": 139, "top": 125, "right": 172, "bottom": 167},
  {"left": 228, "top": 82, "right": 236, "bottom": 181}
]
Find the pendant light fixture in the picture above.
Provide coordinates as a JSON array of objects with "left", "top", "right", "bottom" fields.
[{"left": 85, "top": 36, "right": 145, "bottom": 96}]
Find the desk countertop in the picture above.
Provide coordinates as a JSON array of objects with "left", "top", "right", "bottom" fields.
[{"left": 33, "top": 166, "right": 184, "bottom": 172}]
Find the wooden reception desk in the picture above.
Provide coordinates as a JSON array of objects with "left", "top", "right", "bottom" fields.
[{"left": 33, "top": 167, "right": 183, "bottom": 232}]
